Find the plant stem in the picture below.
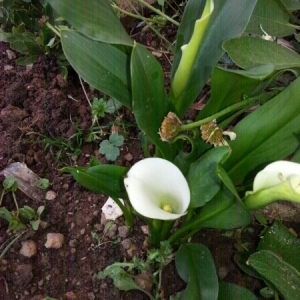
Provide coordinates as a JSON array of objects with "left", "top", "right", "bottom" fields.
[
  {"left": 111, "top": 196, "right": 134, "bottom": 227},
  {"left": 12, "top": 192, "right": 19, "bottom": 215},
  {"left": 179, "top": 90, "right": 280, "bottom": 132},
  {"left": 112, "top": 4, "right": 165, "bottom": 25},
  {"left": 45, "top": 22, "right": 61, "bottom": 38},
  {"left": 134, "top": 0, "right": 180, "bottom": 26}
]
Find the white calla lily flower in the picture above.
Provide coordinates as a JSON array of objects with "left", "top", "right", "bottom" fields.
[
  {"left": 252, "top": 161, "right": 300, "bottom": 192},
  {"left": 244, "top": 161, "right": 300, "bottom": 210},
  {"left": 124, "top": 158, "right": 190, "bottom": 220}
]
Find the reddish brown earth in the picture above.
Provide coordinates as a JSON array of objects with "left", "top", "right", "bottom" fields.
[{"left": 0, "top": 26, "right": 290, "bottom": 299}]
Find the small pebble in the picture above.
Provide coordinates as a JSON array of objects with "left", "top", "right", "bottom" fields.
[
  {"left": 44, "top": 233, "right": 64, "bottom": 249},
  {"left": 45, "top": 190, "right": 57, "bottom": 201},
  {"left": 20, "top": 240, "right": 37, "bottom": 258},
  {"left": 118, "top": 226, "right": 129, "bottom": 238}
]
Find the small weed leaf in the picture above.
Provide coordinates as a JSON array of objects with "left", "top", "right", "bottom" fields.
[
  {"left": 92, "top": 97, "right": 107, "bottom": 119},
  {"left": 109, "top": 133, "right": 124, "bottom": 147},
  {"left": 99, "top": 133, "right": 124, "bottom": 161},
  {"left": 105, "top": 98, "right": 122, "bottom": 114},
  {"left": 3, "top": 175, "right": 18, "bottom": 191},
  {"left": 34, "top": 178, "right": 50, "bottom": 190}
]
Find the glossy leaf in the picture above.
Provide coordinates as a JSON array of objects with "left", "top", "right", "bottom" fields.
[
  {"left": 61, "top": 165, "right": 128, "bottom": 199},
  {"left": 171, "top": 0, "right": 257, "bottom": 117},
  {"left": 61, "top": 30, "right": 131, "bottom": 108},
  {"left": 223, "top": 36, "right": 300, "bottom": 70},
  {"left": 225, "top": 77, "right": 300, "bottom": 185},
  {"left": 280, "top": 0, "right": 300, "bottom": 11},
  {"left": 218, "top": 282, "right": 257, "bottom": 300},
  {"left": 196, "top": 64, "right": 275, "bottom": 120},
  {"left": 130, "top": 42, "right": 176, "bottom": 160},
  {"left": 48, "top": 0, "right": 132, "bottom": 46},
  {"left": 248, "top": 250, "right": 300, "bottom": 300},
  {"left": 186, "top": 146, "right": 230, "bottom": 208},
  {"left": 257, "top": 220, "right": 300, "bottom": 272},
  {"left": 175, "top": 243, "right": 218, "bottom": 300},
  {"left": 246, "top": 0, "right": 300, "bottom": 37}
]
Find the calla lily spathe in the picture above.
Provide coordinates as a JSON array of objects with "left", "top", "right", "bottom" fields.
[
  {"left": 124, "top": 158, "right": 190, "bottom": 220},
  {"left": 243, "top": 161, "right": 300, "bottom": 210}
]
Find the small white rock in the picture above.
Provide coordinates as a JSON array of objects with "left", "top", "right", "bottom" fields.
[
  {"left": 44, "top": 233, "right": 64, "bottom": 249},
  {"left": 4, "top": 65, "right": 14, "bottom": 71},
  {"left": 101, "top": 197, "right": 124, "bottom": 220},
  {"left": 6, "top": 49, "right": 16, "bottom": 60},
  {"left": 20, "top": 240, "right": 37, "bottom": 258},
  {"left": 45, "top": 190, "right": 57, "bottom": 201}
]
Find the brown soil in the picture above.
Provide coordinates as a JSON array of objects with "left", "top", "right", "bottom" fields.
[{"left": 0, "top": 24, "right": 291, "bottom": 300}]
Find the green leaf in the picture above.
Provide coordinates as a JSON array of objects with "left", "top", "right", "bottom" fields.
[
  {"left": 48, "top": 0, "right": 132, "bottom": 46},
  {"left": 131, "top": 42, "right": 176, "bottom": 160},
  {"left": 3, "top": 175, "right": 18, "bottom": 191},
  {"left": 34, "top": 179, "right": 50, "bottom": 189},
  {"left": 19, "top": 206, "right": 36, "bottom": 220},
  {"left": 99, "top": 138, "right": 121, "bottom": 161},
  {"left": 98, "top": 266, "right": 148, "bottom": 294},
  {"left": 248, "top": 250, "right": 300, "bottom": 300},
  {"left": 175, "top": 243, "right": 218, "bottom": 300},
  {"left": 105, "top": 98, "right": 122, "bottom": 114},
  {"left": 61, "top": 165, "right": 128, "bottom": 199},
  {"left": 280, "top": 0, "right": 300, "bottom": 11},
  {"left": 186, "top": 146, "right": 230, "bottom": 208},
  {"left": 257, "top": 220, "right": 300, "bottom": 272},
  {"left": 8, "top": 215, "right": 26, "bottom": 231},
  {"left": 218, "top": 282, "right": 258, "bottom": 300},
  {"left": 0, "top": 207, "right": 12, "bottom": 222},
  {"left": 224, "top": 77, "right": 300, "bottom": 185},
  {"left": 196, "top": 65, "right": 275, "bottom": 120},
  {"left": 109, "top": 133, "right": 124, "bottom": 147},
  {"left": 246, "top": 0, "right": 300, "bottom": 37},
  {"left": 91, "top": 98, "right": 107, "bottom": 118},
  {"left": 171, "top": 0, "right": 258, "bottom": 116},
  {"left": 223, "top": 36, "right": 300, "bottom": 70},
  {"left": 198, "top": 186, "right": 252, "bottom": 229},
  {"left": 61, "top": 30, "right": 131, "bottom": 108}
]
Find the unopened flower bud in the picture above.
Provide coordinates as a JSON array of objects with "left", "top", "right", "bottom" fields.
[{"left": 159, "top": 112, "right": 181, "bottom": 142}]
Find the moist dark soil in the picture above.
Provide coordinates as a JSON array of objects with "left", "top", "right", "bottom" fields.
[{"left": 0, "top": 24, "right": 296, "bottom": 300}]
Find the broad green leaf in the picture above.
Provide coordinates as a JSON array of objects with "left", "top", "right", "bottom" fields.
[
  {"left": 248, "top": 250, "right": 300, "bottom": 300},
  {"left": 60, "top": 165, "right": 128, "bottom": 199},
  {"left": 280, "top": 0, "right": 300, "bottom": 11},
  {"left": 198, "top": 186, "right": 252, "bottom": 229},
  {"left": 223, "top": 36, "right": 300, "bottom": 70},
  {"left": 196, "top": 64, "right": 275, "bottom": 121},
  {"left": 48, "top": 0, "right": 132, "bottom": 46},
  {"left": 131, "top": 42, "right": 176, "bottom": 160},
  {"left": 246, "top": 0, "right": 300, "bottom": 37},
  {"left": 224, "top": 77, "right": 300, "bottom": 185},
  {"left": 186, "top": 146, "right": 230, "bottom": 208},
  {"left": 257, "top": 220, "right": 300, "bottom": 272},
  {"left": 218, "top": 282, "right": 258, "bottom": 300},
  {"left": 16, "top": 55, "right": 39, "bottom": 65},
  {"left": 175, "top": 243, "right": 218, "bottom": 300},
  {"left": 99, "top": 140, "right": 120, "bottom": 162},
  {"left": 171, "top": 0, "right": 257, "bottom": 117},
  {"left": 61, "top": 30, "right": 131, "bottom": 108}
]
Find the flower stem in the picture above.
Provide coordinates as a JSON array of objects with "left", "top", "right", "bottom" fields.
[
  {"left": 179, "top": 90, "right": 279, "bottom": 132},
  {"left": 45, "top": 22, "right": 61, "bottom": 38},
  {"left": 111, "top": 196, "right": 134, "bottom": 227}
]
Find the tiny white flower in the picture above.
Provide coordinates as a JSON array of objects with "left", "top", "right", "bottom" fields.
[{"left": 124, "top": 158, "right": 190, "bottom": 220}]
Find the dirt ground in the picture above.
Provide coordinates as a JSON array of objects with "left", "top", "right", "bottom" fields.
[{"left": 0, "top": 23, "right": 292, "bottom": 300}]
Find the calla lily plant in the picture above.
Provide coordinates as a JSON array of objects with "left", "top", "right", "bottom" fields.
[{"left": 54, "top": 0, "right": 300, "bottom": 297}]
